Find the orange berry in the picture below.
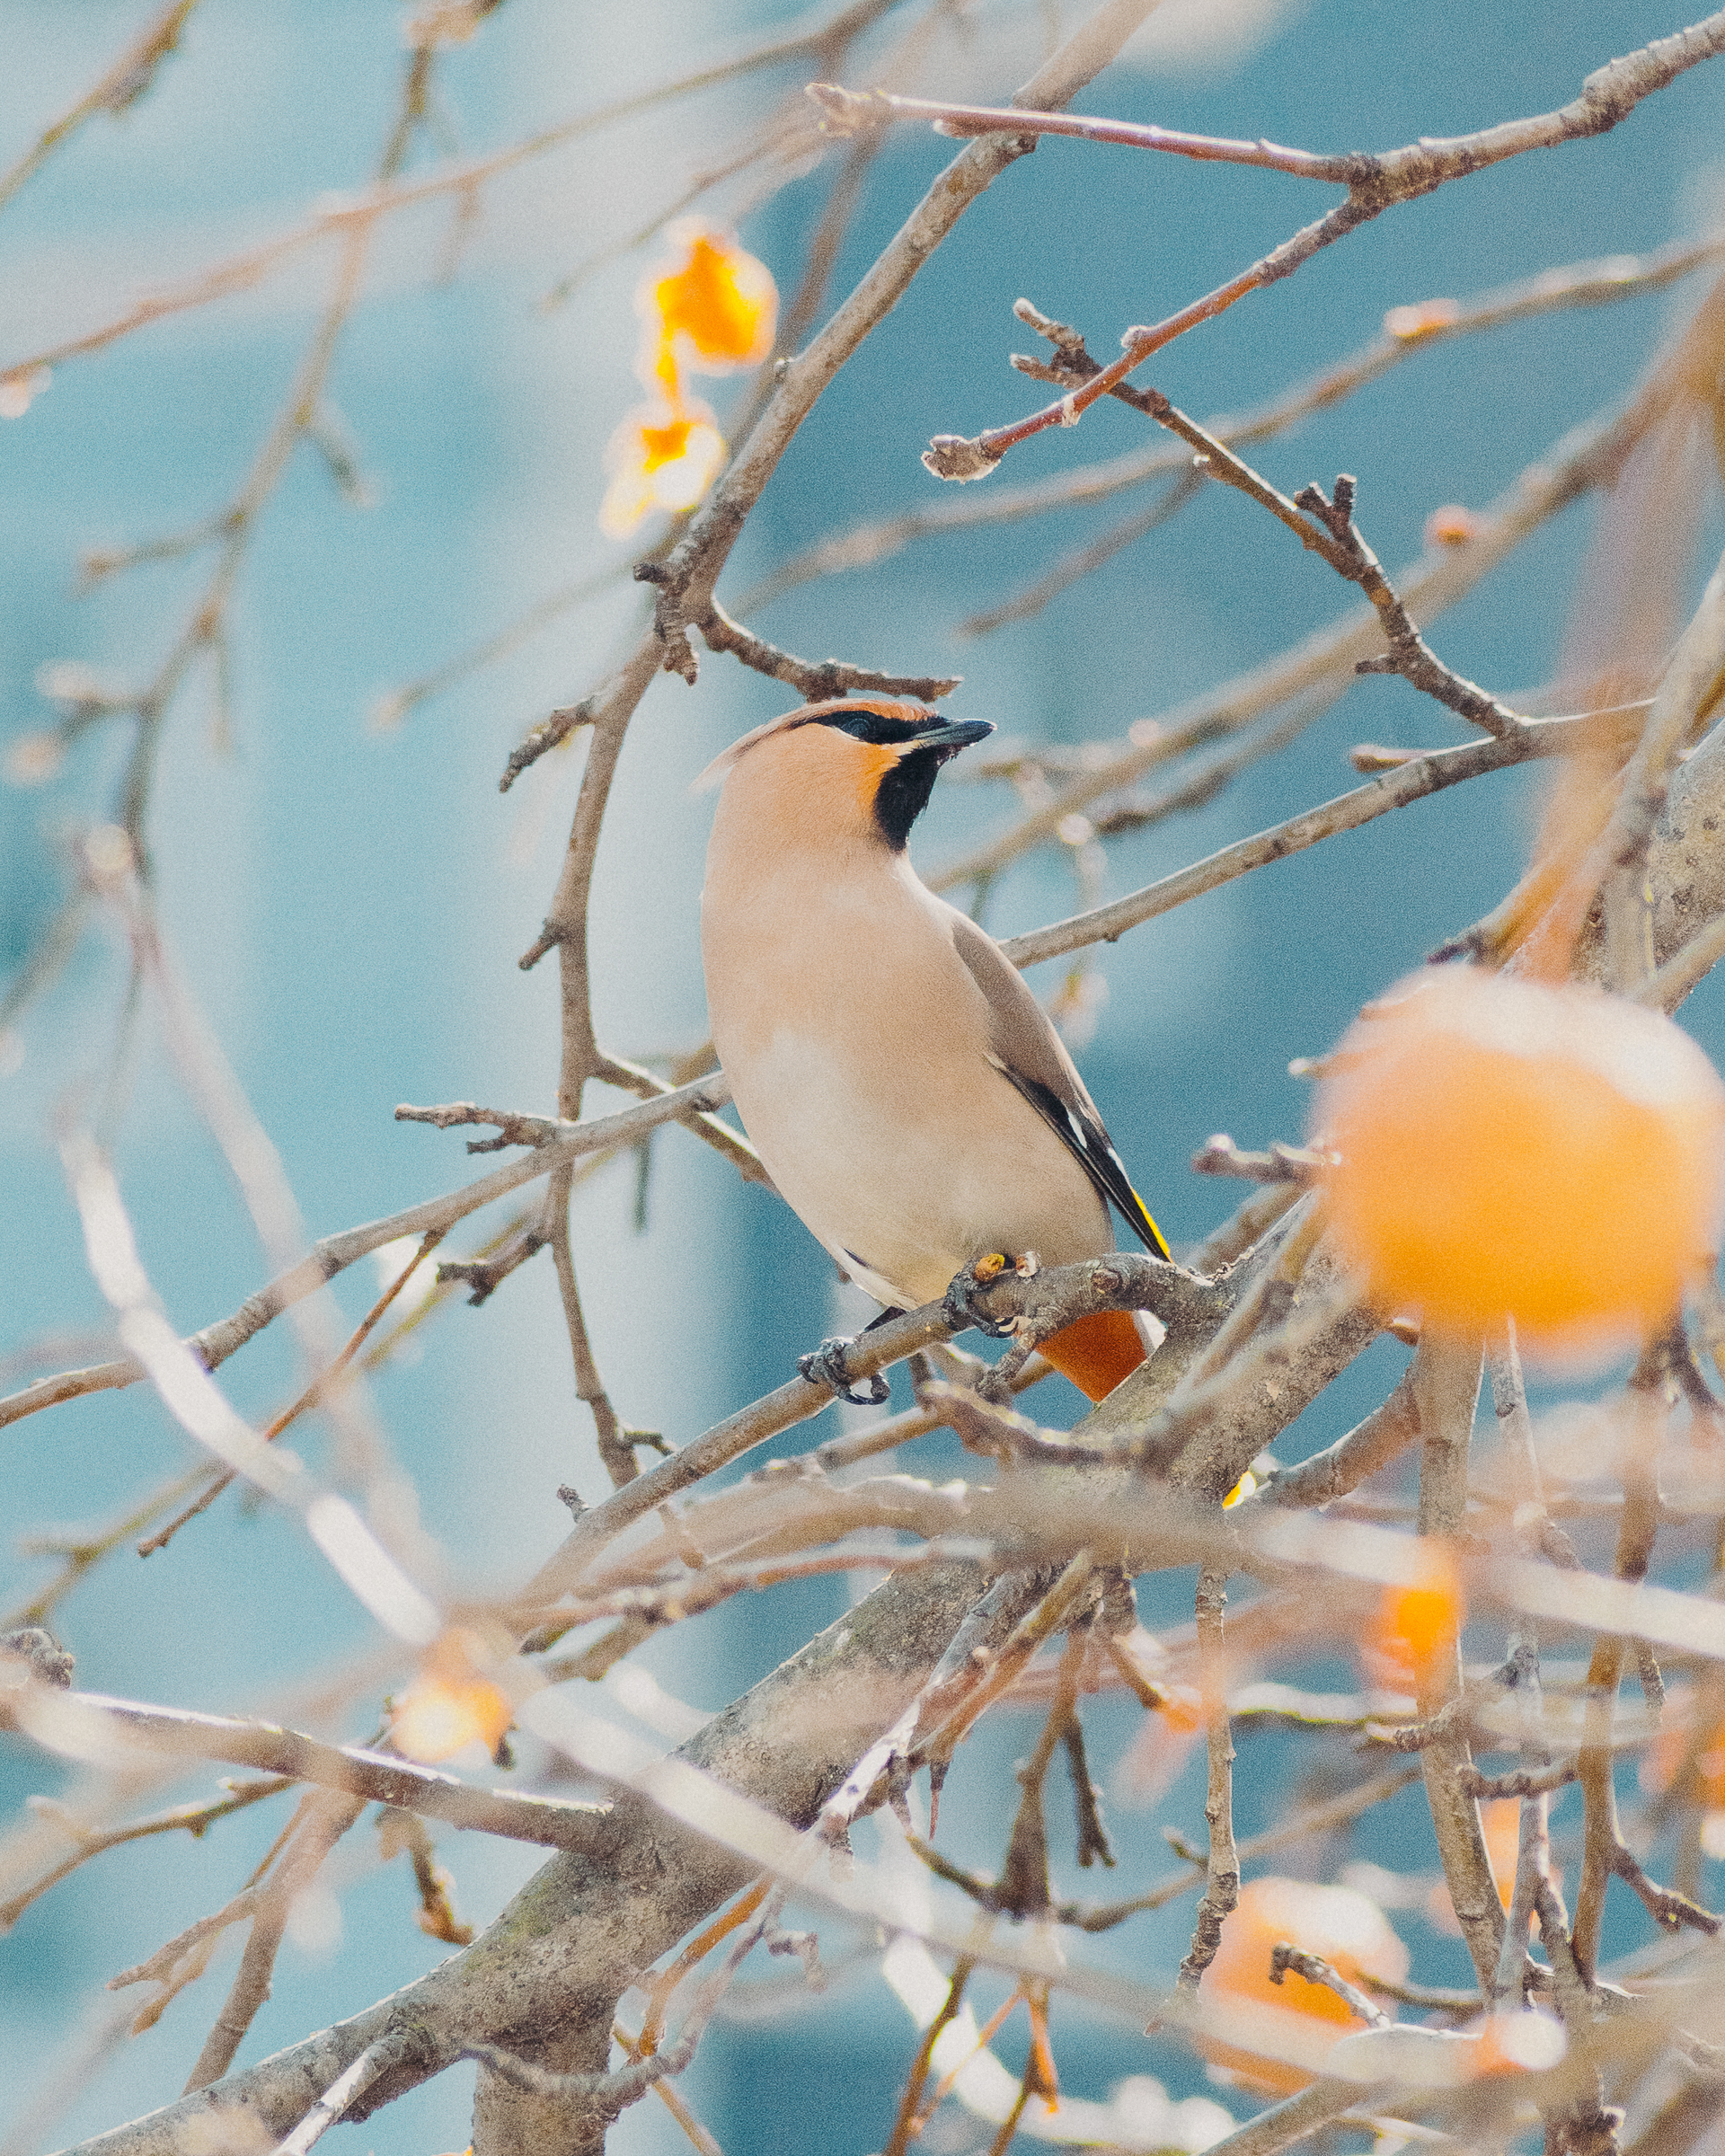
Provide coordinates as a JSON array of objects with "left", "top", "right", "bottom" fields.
[
  {"left": 1480, "top": 1798, "right": 1521, "bottom": 1910},
  {"left": 598, "top": 401, "right": 727, "bottom": 535},
  {"left": 1424, "top": 503, "right": 1480, "bottom": 548},
  {"left": 1198, "top": 1877, "right": 1409, "bottom": 2091},
  {"left": 1314, "top": 969, "right": 1725, "bottom": 1351},
  {"left": 1642, "top": 1692, "right": 1725, "bottom": 1807},
  {"left": 1366, "top": 1542, "right": 1464, "bottom": 1688},
  {"left": 392, "top": 1629, "right": 514, "bottom": 1763},
  {"left": 1117, "top": 1678, "right": 1204, "bottom": 1801},
  {"left": 1382, "top": 297, "right": 1461, "bottom": 342}
]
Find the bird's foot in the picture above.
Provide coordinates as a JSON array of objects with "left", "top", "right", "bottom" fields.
[
  {"left": 943, "top": 1250, "right": 1039, "bottom": 1341},
  {"left": 798, "top": 1336, "right": 890, "bottom": 1408}
]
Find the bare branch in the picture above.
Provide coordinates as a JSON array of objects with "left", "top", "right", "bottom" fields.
[
  {"left": 1176, "top": 1568, "right": 1238, "bottom": 1987},
  {"left": 1410, "top": 1331, "right": 1503, "bottom": 1989},
  {"left": 666, "top": 589, "right": 961, "bottom": 702},
  {"left": 1269, "top": 1944, "right": 1391, "bottom": 2028},
  {"left": 644, "top": 0, "right": 1170, "bottom": 679},
  {"left": 934, "top": 375, "right": 1661, "bottom": 895},
  {"left": 183, "top": 1789, "right": 366, "bottom": 2090},
  {"left": 998, "top": 714, "right": 1597, "bottom": 970},
  {"left": 0, "top": 1686, "right": 610, "bottom": 1851},
  {"left": 0, "top": 0, "right": 203, "bottom": 220},
  {"left": 737, "top": 233, "right": 1725, "bottom": 613},
  {"left": 273, "top": 2031, "right": 424, "bottom": 2156},
  {"left": 915, "top": 12, "right": 1725, "bottom": 474}
]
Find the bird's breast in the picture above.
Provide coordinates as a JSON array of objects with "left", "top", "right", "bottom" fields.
[{"left": 703, "top": 874, "right": 1110, "bottom": 1307}]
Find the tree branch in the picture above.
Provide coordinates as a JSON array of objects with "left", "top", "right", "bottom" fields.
[
  {"left": 736, "top": 232, "right": 1725, "bottom": 614},
  {"left": 933, "top": 374, "right": 1663, "bottom": 895},
  {"left": 0, "top": 1686, "right": 611, "bottom": 1852},
  {"left": 911, "top": 12, "right": 1725, "bottom": 475},
  {"left": 643, "top": 0, "right": 1169, "bottom": 679}
]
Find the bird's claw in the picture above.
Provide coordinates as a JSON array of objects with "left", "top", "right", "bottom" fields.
[
  {"left": 799, "top": 1336, "right": 890, "bottom": 1407},
  {"left": 943, "top": 1250, "right": 1036, "bottom": 1340}
]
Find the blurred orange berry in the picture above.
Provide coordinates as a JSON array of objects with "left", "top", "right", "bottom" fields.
[
  {"left": 1314, "top": 969, "right": 1725, "bottom": 1350},
  {"left": 4, "top": 729, "right": 64, "bottom": 786},
  {"left": 1364, "top": 1542, "right": 1464, "bottom": 1691},
  {"left": 1383, "top": 297, "right": 1461, "bottom": 342},
  {"left": 1222, "top": 1468, "right": 1258, "bottom": 1507},
  {"left": 1198, "top": 1877, "right": 1409, "bottom": 2091},
  {"left": 598, "top": 402, "right": 727, "bottom": 537},
  {"left": 650, "top": 226, "right": 777, "bottom": 376},
  {"left": 0, "top": 366, "right": 49, "bottom": 419},
  {"left": 1471, "top": 2006, "right": 1566, "bottom": 2076},
  {"left": 1116, "top": 1677, "right": 1204, "bottom": 1802},
  {"left": 1641, "top": 1692, "right": 1725, "bottom": 1852},
  {"left": 1643, "top": 1698, "right": 1725, "bottom": 1804},
  {"left": 1481, "top": 1798, "right": 1521, "bottom": 1909},
  {"left": 392, "top": 1630, "right": 513, "bottom": 1763},
  {"left": 1425, "top": 503, "right": 1480, "bottom": 548}
]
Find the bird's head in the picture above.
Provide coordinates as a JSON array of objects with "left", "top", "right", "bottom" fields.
[{"left": 697, "top": 697, "right": 995, "bottom": 852}]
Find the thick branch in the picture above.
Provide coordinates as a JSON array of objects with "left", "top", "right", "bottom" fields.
[
  {"left": 1394, "top": 1342, "right": 1505, "bottom": 1998},
  {"left": 49, "top": 1560, "right": 998, "bottom": 2155}
]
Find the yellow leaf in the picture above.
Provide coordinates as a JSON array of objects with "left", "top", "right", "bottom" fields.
[
  {"left": 598, "top": 402, "right": 726, "bottom": 536},
  {"left": 649, "top": 226, "right": 776, "bottom": 373}
]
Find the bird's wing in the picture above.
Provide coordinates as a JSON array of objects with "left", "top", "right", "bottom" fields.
[{"left": 946, "top": 909, "right": 1170, "bottom": 1259}]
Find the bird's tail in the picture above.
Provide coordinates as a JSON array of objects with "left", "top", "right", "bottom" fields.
[{"left": 1038, "top": 1310, "right": 1146, "bottom": 1404}]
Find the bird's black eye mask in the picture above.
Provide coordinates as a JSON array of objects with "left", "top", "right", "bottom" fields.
[{"left": 811, "top": 709, "right": 941, "bottom": 747}]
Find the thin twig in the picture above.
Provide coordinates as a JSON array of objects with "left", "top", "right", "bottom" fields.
[
  {"left": 0, "top": 1073, "right": 736, "bottom": 1437},
  {"left": 0, "top": 0, "right": 204, "bottom": 219},
  {"left": 1177, "top": 1567, "right": 1237, "bottom": 1987},
  {"left": 272, "top": 2030, "right": 420, "bottom": 2156},
  {"left": 997, "top": 715, "right": 1596, "bottom": 969},
  {"left": 0, "top": 1688, "right": 610, "bottom": 1851},
  {"left": 1269, "top": 1943, "right": 1391, "bottom": 2027},
  {"left": 955, "top": 467, "right": 1203, "bottom": 634},
  {"left": 0, "top": 1773, "right": 293, "bottom": 1934},
  {"left": 664, "top": 589, "right": 961, "bottom": 702},
  {"left": 881, "top": 1955, "right": 976, "bottom": 2156},
  {"left": 737, "top": 231, "right": 1725, "bottom": 613},
  {"left": 910, "top": 13, "right": 1725, "bottom": 474},
  {"left": 183, "top": 1789, "right": 366, "bottom": 2090},
  {"left": 137, "top": 1227, "right": 447, "bottom": 1558}
]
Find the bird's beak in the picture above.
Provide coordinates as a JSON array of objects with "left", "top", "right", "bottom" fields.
[{"left": 908, "top": 719, "right": 995, "bottom": 753}]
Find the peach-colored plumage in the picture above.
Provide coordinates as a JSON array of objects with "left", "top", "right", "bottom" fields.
[{"left": 699, "top": 698, "right": 1167, "bottom": 1404}]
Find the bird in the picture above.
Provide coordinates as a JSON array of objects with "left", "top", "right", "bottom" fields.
[{"left": 698, "top": 694, "right": 1169, "bottom": 1404}]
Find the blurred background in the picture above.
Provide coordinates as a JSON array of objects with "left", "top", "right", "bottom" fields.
[{"left": 4, "top": 2, "right": 1725, "bottom": 2148}]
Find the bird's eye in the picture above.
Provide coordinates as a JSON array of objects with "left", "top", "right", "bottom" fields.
[{"left": 819, "top": 710, "right": 930, "bottom": 747}]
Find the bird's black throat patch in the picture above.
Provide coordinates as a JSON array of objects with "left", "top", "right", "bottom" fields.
[{"left": 870, "top": 748, "right": 950, "bottom": 849}]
